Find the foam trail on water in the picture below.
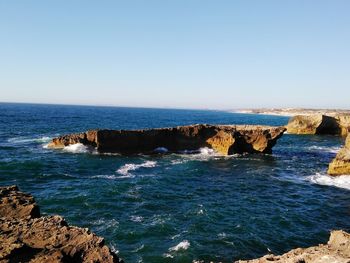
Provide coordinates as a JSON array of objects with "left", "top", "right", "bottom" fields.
[
  {"left": 168, "top": 240, "right": 190, "bottom": 252},
  {"left": 117, "top": 161, "right": 157, "bottom": 176},
  {"left": 63, "top": 143, "right": 90, "bottom": 153},
  {"left": 307, "top": 146, "right": 341, "bottom": 154},
  {"left": 308, "top": 173, "right": 350, "bottom": 190},
  {"left": 92, "top": 175, "right": 118, "bottom": 180},
  {"left": 8, "top": 136, "right": 52, "bottom": 144}
]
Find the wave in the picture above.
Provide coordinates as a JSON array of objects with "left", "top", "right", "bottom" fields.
[
  {"left": 168, "top": 240, "right": 190, "bottom": 252},
  {"left": 62, "top": 143, "right": 92, "bottom": 154},
  {"left": 130, "top": 215, "right": 144, "bottom": 222},
  {"left": 92, "top": 218, "right": 119, "bottom": 229},
  {"left": 178, "top": 147, "right": 216, "bottom": 155},
  {"left": 132, "top": 244, "right": 145, "bottom": 253},
  {"left": 117, "top": 161, "right": 157, "bottom": 176},
  {"left": 307, "top": 146, "right": 340, "bottom": 154},
  {"left": 8, "top": 136, "right": 51, "bottom": 144},
  {"left": 92, "top": 174, "right": 118, "bottom": 180},
  {"left": 308, "top": 173, "right": 350, "bottom": 190}
]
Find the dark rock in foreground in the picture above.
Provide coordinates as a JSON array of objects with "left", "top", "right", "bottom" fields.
[
  {"left": 0, "top": 186, "right": 122, "bottom": 263},
  {"left": 286, "top": 114, "right": 350, "bottom": 136},
  {"left": 235, "top": 230, "right": 350, "bottom": 263},
  {"left": 48, "top": 124, "right": 286, "bottom": 155},
  {"left": 328, "top": 134, "right": 350, "bottom": 176}
]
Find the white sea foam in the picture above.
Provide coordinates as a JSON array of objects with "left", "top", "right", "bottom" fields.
[
  {"left": 109, "top": 243, "right": 120, "bottom": 255},
  {"left": 91, "top": 218, "right": 119, "bottom": 232},
  {"left": 130, "top": 215, "right": 144, "bottom": 222},
  {"left": 63, "top": 143, "right": 91, "bottom": 153},
  {"left": 199, "top": 147, "right": 216, "bottom": 155},
  {"left": 308, "top": 173, "right": 350, "bottom": 190},
  {"left": 169, "top": 240, "right": 190, "bottom": 252},
  {"left": 132, "top": 244, "right": 145, "bottom": 253},
  {"left": 170, "top": 159, "right": 187, "bottom": 165},
  {"left": 307, "top": 145, "right": 340, "bottom": 154},
  {"left": 8, "top": 136, "right": 51, "bottom": 144},
  {"left": 42, "top": 143, "right": 50, "bottom": 149},
  {"left": 218, "top": 232, "right": 227, "bottom": 239},
  {"left": 178, "top": 147, "right": 220, "bottom": 162},
  {"left": 179, "top": 147, "right": 215, "bottom": 155},
  {"left": 117, "top": 161, "right": 157, "bottom": 176}
]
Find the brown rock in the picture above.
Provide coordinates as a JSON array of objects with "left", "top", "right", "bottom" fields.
[
  {"left": 236, "top": 230, "right": 350, "bottom": 263},
  {"left": 286, "top": 114, "right": 350, "bottom": 136},
  {"left": 286, "top": 115, "right": 340, "bottom": 135},
  {"left": 328, "top": 135, "right": 350, "bottom": 176},
  {"left": 0, "top": 185, "right": 40, "bottom": 220},
  {"left": 0, "top": 186, "right": 122, "bottom": 263},
  {"left": 334, "top": 114, "right": 350, "bottom": 136},
  {"left": 48, "top": 124, "right": 286, "bottom": 155}
]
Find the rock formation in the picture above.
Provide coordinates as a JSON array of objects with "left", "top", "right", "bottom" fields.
[
  {"left": 236, "top": 230, "right": 350, "bottom": 263},
  {"left": 286, "top": 114, "right": 350, "bottom": 136},
  {"left": 328, "top": 134, "right": 350, "bottom": 176},
  {"left": 48, "top": 124, "right": 286, "bottom": 155},
  {"left": 0, "top": 185, "right": 122, "bottom": 263}
]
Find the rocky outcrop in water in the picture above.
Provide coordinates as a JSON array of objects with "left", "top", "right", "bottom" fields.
[
  {"left": 0, "top": 185, "right": 122, "bottom": 263},
  {"left": 48, "top": 124, "right": 286, "bottom": 155},
  {"left": 286, "top": 114, "right": 350, "bottom": 136},
  {"left": 328, "top": 134, "right": 350, "bottom": 176},
  {"left": 236, "top": 230, "right": 350, "bottom": 263}
]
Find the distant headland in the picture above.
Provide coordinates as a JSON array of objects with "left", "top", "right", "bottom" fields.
[{"left": 231, "top": 108, "right": 350, "bottom": 117}]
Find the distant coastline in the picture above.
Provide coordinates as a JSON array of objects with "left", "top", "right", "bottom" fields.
[{"left": 230, "top": 108, "right": 350, "bottom": 117}]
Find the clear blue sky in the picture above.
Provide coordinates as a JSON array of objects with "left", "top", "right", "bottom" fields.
[{"left": 0, "top": 1, "right": 349, "bottom": 109}]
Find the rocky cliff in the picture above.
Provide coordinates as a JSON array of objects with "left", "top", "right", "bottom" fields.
[
  {"left": 48, "top": 124, "right": 286, "bottom": 155},
  {"left": 236, "top": 230, "right": 350, "bottom": 263},
  {"left": 328, "top": 134, "right": 350, "bottom": 176},
  {"left": 286, "top": 114, "right": 350, "bottom": 136},
  {"left": 0, "top": 186, "right": 122, "bottom": 263}
]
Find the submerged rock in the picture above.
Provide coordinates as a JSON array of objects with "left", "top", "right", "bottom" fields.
[
  {"left": 286, "top": 114, "right": 350, "bottom": 136},
  {"left": 236, "top": 230, "right": 350, "bottom": 263},
  {"left": 48, "top": 124, "right": 286, "bottom": 155},
  {"left": 0, "top": 186, "right": 122, "bottom": 263},
  {"left": 328, "top": 135, "right": 350, "bottom": 176}
]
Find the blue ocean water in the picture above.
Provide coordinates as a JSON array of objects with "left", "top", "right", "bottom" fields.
[{"left": 0, "top": 102, "right": 349, "bottom": 263}]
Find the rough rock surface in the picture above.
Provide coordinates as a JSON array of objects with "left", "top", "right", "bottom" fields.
[
  {"left": 236, "top": 230, "right": 350, "bottom": 263},
  {"left": 286, "top": 114, "right": 350, "bottom": 136},
  {"left": 0, "top": 185, "right": 122, "bottom": 263},
  {"left": 48, "top": 124, "right": 286, "bottom": 155},
  {"left": 328, "top": 135, "right": 350, "bottom": 176}
]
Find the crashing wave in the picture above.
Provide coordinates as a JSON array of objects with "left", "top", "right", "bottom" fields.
[
  {"left": 62, "top": 143, "right": 92, "bottom": 154},
  {"left": 168, "top": 240, "right": 190, "bottom": 252},
  {"left": 116, "top": 161, "right": 157, "bottom": 176},
  {"left": 308, "top": 173, "right": 350, "bottom": 190}
]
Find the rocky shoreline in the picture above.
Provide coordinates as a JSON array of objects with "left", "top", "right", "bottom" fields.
[
  {"left": 48, "top": 124, "right": 286, "bottom": 155},
  {"left": 286, "top": 114, "right": 350, "bottom": 136},
  {"left": 0, "top": 186, "right": 122, "bottom": 263},
  {"left": 1, "top": 185, "right": 350, "bottom": 263},
  {"left": 236, "top": 230, "right": 350, "bottom": 263},
  {"left": 6, "top": 116, "right": 350, "bottom": 262},
  {"left": 328, "top": 134, "right": 350, "bottom": 176},
  {"left": 283, "top": 114, "right": 350, "bottom": 176}
]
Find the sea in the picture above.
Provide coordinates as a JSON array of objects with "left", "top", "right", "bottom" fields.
[{"left": 1, "top": 102, "right": 349, "bottom": 263}]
